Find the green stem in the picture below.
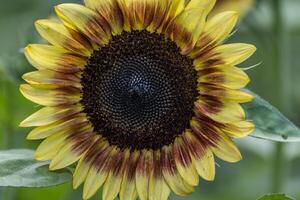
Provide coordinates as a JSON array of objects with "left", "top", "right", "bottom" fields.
[
  {"left": 271, "top": 0, "right": 286, "bottom": 193},
  {"left": 272, "top": 143, "right": 284, "bottom": 192}
]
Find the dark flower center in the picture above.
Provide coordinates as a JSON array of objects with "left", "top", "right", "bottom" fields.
[{"left": 81, "top": 30, "right": 197, "bottom": 150}]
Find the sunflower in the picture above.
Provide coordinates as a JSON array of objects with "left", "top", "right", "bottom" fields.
[
  {"left": 210, "top": 0, "right": 254, "bottom": 18},
  {"left": 20, "top": 0, "right": 256, "bottom": 199}
]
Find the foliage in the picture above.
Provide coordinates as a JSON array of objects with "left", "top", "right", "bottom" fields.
[
  {"left": 0, "top": 149, "right": 71, "bottom": 187},
  {"left": 258, "top": 194, "right": 294, "bottom": 200}
]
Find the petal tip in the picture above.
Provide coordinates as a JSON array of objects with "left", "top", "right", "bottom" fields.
[{"left": 19, "top": 119, "right": 29, "bottom": 127}]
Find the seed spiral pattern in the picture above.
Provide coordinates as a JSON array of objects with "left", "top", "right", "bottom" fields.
[{"left": 81, "top": 31, "right": 198, "bottom": 150}]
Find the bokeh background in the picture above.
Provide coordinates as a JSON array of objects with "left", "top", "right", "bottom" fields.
[{"left": 0, "top": 0, "right": 300, "bottom": 199}]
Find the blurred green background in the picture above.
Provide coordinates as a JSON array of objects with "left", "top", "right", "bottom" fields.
[{"left": 0, "top": 0, "right": 300, "bottom": 200}]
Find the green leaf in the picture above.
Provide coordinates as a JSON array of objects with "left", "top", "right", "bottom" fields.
[
  {"left": 0, "top": 149, "right": 72, "bottom": 187},
  {"left": 243, "top": 90, "right": 300, "bottom": 142},
  {"left": 258, "top": 194, "right": 294, "bottom": 200}
]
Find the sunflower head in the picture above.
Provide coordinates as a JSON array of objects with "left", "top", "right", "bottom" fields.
[{"left": 20, "top": 0, "right": 256, "bottom": 200}]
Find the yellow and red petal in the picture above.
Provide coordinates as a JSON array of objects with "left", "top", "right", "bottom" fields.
[
  {"left": 148, "top": 150, "right": 171, "bottom": 200},
  {"left": 146, "top": 0, "right": 171, "bottom": 33},
  {"left": 26, "top": 115, "right": 89, "bottom": 140},
  {"left": 72, "top": 139, "right": 107, "bottom": 189},
  {"left": 222, "top": 121, "right": 255, "bottom": 138},
  {"left": 35, "top": 130, "right": 69, "bottom": 161},
  {"left": 82, "top": 143, "right": 113, "bottom": 199},
  {"left": 20, "top": 105, "right": 82, "bottom": 127},
  {"left": 198, "top": 65, "right": 250, "bottom": 89},
  {"left": 194, "top": 11, "right": 239, "bottom": 53},
  {"left": 135, "top": 150, "right": 153, "bottom": 200},
  {"left": 35, "top": 19, "right": 92, "bottom": 56},
  {"left": 183, "top": 130, "right": 215, "bottom": 181},
  {"left": 49, "top": 130, "right": 98, "bottom": 170},
  {"left": 173, "top": 137, "right": 199, "bottom": 186},
  {"left": 157, "top": 0, "right": 185, "bottom": 34},
  {"left": 120, "top": 150, "right": 139, "bottom": 200},
  {"left": 55, "top": 3, "right": 111, "bottom": 46},
  {"left": 195, "top": 98, "right": 245, "bottom": 123},
  {"left": 190, "top": 119, "right": 242, "bottom": 163},
  {"left": 193, "top": 43, "right": 256, "bottom": 68},
  {"left": 210, "top": 43, "right": 256, "bottom": 66},
  {"left": 212, "top": 132, "right": 242, "bottom": 163},
  {"left": 24, "top": 44, "right": 87, "bottom": 73},
  {"left": 161, "top": 146, "right": 194, "bottom": 196},
  {"left": 167, "top": 7, "right": 206, "bottom": 54},
  {"left": 102, "top": 149, "right": 129, "bottom": 200},
  {"left": 22, "top": 70, "right": 82, "bottom": 89},
  {"left": 84, "top": 0, "right": 123, "bottom": 35},
  {"left": 198, "top": 84, "right": 254, "bottom": 103},
  {"left": 20, "top": 84, "right": 81, "bottom": 107}
]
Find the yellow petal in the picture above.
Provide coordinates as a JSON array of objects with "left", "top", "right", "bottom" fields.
[
  {"left": 120, "top": 151, "right": 139, "bottom": 200},
  {"left": 73, "top": 156, "right": 91, "bottom": 189},
  {"left": 83, "top": 144, "right": 113, "bottom": 199},
  {"left": 20, "top": 84, "right": 81, "bottom": 106},
  {"left": 157, "top": 0, "right": 185, "bottom": 33},
  {"left": 22, "top": 70, "right": 82, "bottom": 89},
  {"left": 183, "top": 130, "right": 215, "bottom": 181},
  {"left": 120, "top": 181, "right": 137, "bottom": 200},
  {"left": 49, "top": 132, "right": 96, "bottom": 171},
  {"left": 193, "top": 149, "right": 215, "bottom": 181},
  {"left": 169, "top": 7, "right": 206, "bottom": 54},
  {"left": 196, "top": 99, "right": 246, "bottom": 123},
  {"left": 161, "top": 146, "right": 194, "bottom": 196},
  {"left": 212, "top": 132, "right": 242, "bottom": 163},
  {"left": 212, "top": 43, "right": 256, "bottom": 66},
  {"left": 196, "top": 11, "right": 239, "bottom": 50},
  {"left": 210, "top": 0, "right": 254, "bottom": 18},
  {"left": 185, "top": 0, "right": 216, "bottom": 14},
  {"left": 24, "top": 44, "right": 86, "bottom": 73},
  {"left": 210, "top": 102, "right": 245, "bottom": 123},
  {"left": 198, "top": 65, "right": 250, "bottom": 89},
  {"left": 190, "top": 120, "right": 242, "bottom": 163},
  {"left": 55, "top": 3, "right": 110, "bottom": 46},
  {"left": 146, "top": 0, "right": 170, "bottom": 32},
  {"left": 116, "top": 0, "right": 132, "bottom": 31},
  {"left": 20, "top": 105, "right": 82, "bottom": 127},
  {"left": 103, "top": 172, "right": 123, "bottom": 200},
  {"left": 35, "top": 131, "right": 68, "bottom": 161},
  {"left": 222, "top": 121, "right": 255, "bottom": 138},
  {"left": 148, "top": 150, "right": 171, "bottom": 200},
  {"left": 117, "top": 0, "right": 157, "bottom": 31},
  {"left": 26, "top": 116, "right": 89, "bottom": 140},
  {"left": 49, "top": 141, "right": 82, "bottom": 170},
  {"left": 149, "top": 172, "right": 170, "bottom": 200},
  {"left": 173, "top": 137, "right": 199, "bottom": 186},
  {"left": 35, "top": 19, "right": 91, "bottom": 56},
  {"left": 198, "top": 84, "right": 254, "bottom": 103},
  {"left": 135, "top": 150, "right": 153, "bottom": 200},
  {"left": 83, "top": 167, "right": 108, "bottom": 199},
  {"left": 103, "top": 149, "right": 129, "bottom": 200},
  {"left": 84, "top": 0, "right": 123, "bottom": 35}
]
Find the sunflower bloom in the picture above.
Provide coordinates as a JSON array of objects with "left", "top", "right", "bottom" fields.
[{"left": 20, "top": 0, "right": 256, "bottom": 199}]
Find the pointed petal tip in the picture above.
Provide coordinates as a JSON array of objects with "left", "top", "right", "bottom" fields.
[
  {"left": 19, "top": 84, "right": 28, "bottom": 96},
  {"left": 26, "top": 134, "right": 34, "bottom": 140},
  {"left": 72, "top": 180, "right": 81, "bottom": 190},
  {"left": 34, "top": 153, "right": 46, "bottom": 162},
  {"left": 19, "top": 119, "right": 29, "bottom": 127},
  {"left": 205, "top": 172, "right": 215, "bottom": 181},
  {"left": 34, "top": 19, "right": 44, "bottom": 27}
]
